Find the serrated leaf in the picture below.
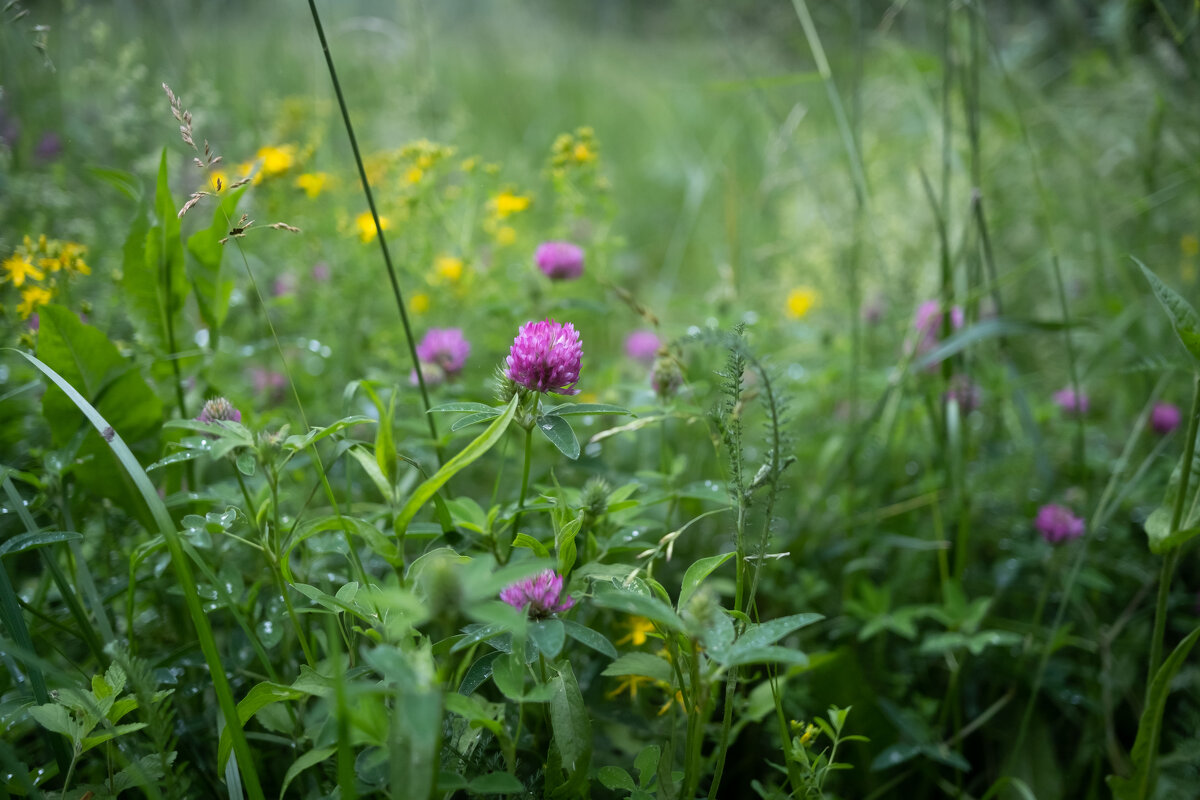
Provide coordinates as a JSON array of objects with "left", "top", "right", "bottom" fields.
[
  {"left": 28, "top": 705, "right": 81, "bottom": 741},
  {"left": 536, "top": 414, "right": 580, "bottom": 460}
]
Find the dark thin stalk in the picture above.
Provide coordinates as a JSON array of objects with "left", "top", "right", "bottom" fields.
[{"left": 305, "top": 0, "right": 442, "bottom": 463}]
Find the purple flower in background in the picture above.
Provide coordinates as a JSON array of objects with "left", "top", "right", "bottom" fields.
[
  {"left": 1151, "top": 402, "right": 1182, "bottom": 435},
  {"left": 624, "top": 329, "right": 661, "bottom": 364},
  {"left": 1054, "top": 387, "right": 1089, "bottom": 416},
  {"left": 28, "top": 313, "right": 39, "bottom": 332},
  {"left": 249, "top": 368, "right": 286, "bottom": 401},
  {"left": 273, "top": 272, "right": 297, "bottom": 297},
  {"left": 1035, "top": 504, "right": 1085, "bottom": 544},
  {"left": 197, "top": 397, "right": 242, "bottom": 424},
  {"left": 34, "top": 132, "right": 62, "bottom": 163},
  {"left": 416, "top": 328, "right": 471, "bottom": 376},
  {"left": 911, "top": 300, "right": 964, "bottom": 366},
  {"left": 535, "top": 241, "right": 585, "bottom": 281},
  {"left": 311, "top": 261, "right": 331, "bottom": 282},
  {"left": 945, "top": 375, "right": 982, "bottom": 413},
  {"left": 500, "top": 569, "right": 575, "bottom": 618},
  {"left": 505, "top": 318, "right": 583, "bottom": 395}
]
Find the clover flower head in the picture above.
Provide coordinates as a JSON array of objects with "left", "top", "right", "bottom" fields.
[
  {"left": 1035, "top": 503, "right": 1085, "bottom": 544},
  {"left": 197, "top": 397, "right": 242, "bottom": 424},
  {"left": 416, "top": 328, "right": 471, "bottom": 376},
  {"left": 499, "top": 569, "right": 575, "bottom": 618},
  {"left": 505, "top": 318, "right": 583, "bottom": 395},
  {"left": 624, "top": 330, "right": 661, "bottom": 364},
  {"left": 912, "top": 300, "right": 964, "bottom": 355},
  {"left": 1151, "top": 402, "right": 1182, "bottom": 435},
  {"left": 535, "top": 241, "right": 585, "bottom": 281},
  {"left": 1053, "top": 387, "right": 1089, "bottom": 416}
]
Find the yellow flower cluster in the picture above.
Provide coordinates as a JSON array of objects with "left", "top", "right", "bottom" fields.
[
  {"left": 786, "top": 286, "right": 819, "bottom": 320},
  {"left": 2, "top": 235, "right": 91, "bottom": 318},
  {"left": 550, "top": 126, "right": 600, "bottom": 171},
  {"left": 482, "top": 187, "right": 531, "bottom": 247},
  {"left": 355, "top": 211, "right": 390, "bottom": 244},
  {"left": 236, "top": 143, "right": 300, "bottom": 186}
]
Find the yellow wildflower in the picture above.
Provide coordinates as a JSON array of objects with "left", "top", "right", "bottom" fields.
[
  {"left": 295, "top": 172, "right": 329, "bottom": 199},
  {"left": 356, "top": 211, "right": 390, "bottom": 243},
  {"left": 491, "top": 189, "right": 530, "bottom": 218},
  {"left": 433, "top": 255, "right": 464, "bottom": 283},
  {"left": 786, "top": 287, "right": 818, "bottom": 320},
  {"left": 3, "top": 254, "right": 44, "bottom": 287},
  {"left": 405, "top": 166, "right": 425, "bottom": 185},
  {"left": 411, "top": 293, "right": 430, "bottom": 314},
  {"left": 59, "top": 242, "right": 90, "bottom": 275},
  {"left": 238, "top": 161, "right": 263, "bottom": 186},
  {"left": 460, "top": 157, "right": 478, "bottom": 173},
  {"left": 572, "top": 142, "right": 596, "bottom": 163},
  {"left": 17, "top": 285, "right": 52, "bottom": 318},
  {"left": 615, "top": 616, "right": 655, "bottom": 647},
  {"left": 1183, "top": 235, "right": 1200, "bottom": 258},
  {"left": 209, "top": 170, "right": 228, "bottom": 192},
  {"left": 495, "top": 226, "right": 517, "bottom": 247},
  {"left": 657, "top": 689, "right": 686, "bottom": 716},
  {"left": 256, "top": 144, "right": 297, "bottom": 178},
  {"left": 416, "top": 153, "right": 434, "bottom": 170},
  {"left": 606, "top": 674, "right": 653, "bottom": 701}
]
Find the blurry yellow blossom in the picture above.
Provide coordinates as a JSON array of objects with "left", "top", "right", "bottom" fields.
[
  {"left": 572, "top": 142, "right": 596, "bottom": 163},
  {"left": 356, "top": 211, "right": 390, "bottom": 243},
  {"left": 616, "top": 616, "right": 655, "bottom": 647},
  {"left": 606, "top": 674, "right": 653, "bottom": 700},
  {"left": 786, "top": 287, "right": 818, "bottom": 320},
  {"left": 491, "top": 189, "right": 531, "bottom": 219},
  {"left": 1182, "top": 235, "right": 1199, "bottom": 257},
  {"left": 790, "top": 720, "right": 820, "bottom": 748},
  {"left": 238, "top": 161, "right": 263, "bottom": 186},
  {"left": 657, "top": 688, "right": 686, "bottom": 716},
  {"left": 416, "top": 153, "right": 433, "bottom": 170},
  {"left": 209, "top": 170, "right": 228, "bottom": 192},
  {"left": 578, "top": 391, "right": 599, "bottom": 404},
  {"left": 296, "top": 172, "right": 329, "bottom": 199},
  {"left": 17, "top": 286, "right": 52, "bottom": 318},
  {"left": 405, "top": 166, "right": 424, "bottom": 185},
  {"left": 1183, "top": 262, "right": 1197, "bottom": 284},
  {"left": 433, "top": 255, "right": 464, "bottom": 283},
  {"left": 56, "top": 242, "right": 90, "bottom": 275},
  {"left": 495, "top": 226, "right": 517, "bottom": 247},
  {"left": 3, "top": 254, "right": 44, "bottom": 287},
  {"left": 256, "top": 144, "right": 297, "bottom": 177},
  {"left": 411, "top": 293, "right": 430, "bottom": 314},
  {"left": 460, "top": 157, "right": 478, "bottom": 173}
]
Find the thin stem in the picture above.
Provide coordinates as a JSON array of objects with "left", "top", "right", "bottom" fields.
[
  {"left": 305, "top": 0, "right": 442, "bottom": 463},
  {"left": 509, "top": 424, "right": 536, "bottom": 560},
  {"left": 1147, "top": 373, "right": 1200, "bottom": 690}
]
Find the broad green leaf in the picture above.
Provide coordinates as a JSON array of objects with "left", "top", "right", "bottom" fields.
[
  {"left": 513, "top": 533, "right": 551, "bottom": 557},
  {"left": 598, "top": 766, "right": 636, "bottom": 791},
  {"left": 677, "top": 552, "right": 735, "bottom": 611},
  {"left": 549, "top": 661, "right": 591, "bottom": 773},
  {"left": 0, "top": 530, "right": 82, "bottom": 557},
  {"left": 458, "top": 651, "right": 501, "bottom": 696},
  {"left": 721, "top": 645, "right": 809, "bottom": 668},
  {"left": 283, "top": 416, "right": 374, "bottom": 450},
  {"left": 86, "top": 165, "right": 141, "bottom": 202},
  {"left": 1107, "top": 624, "right": 1200, "bottom": 800},
  {"left": 124, "top": 149, "right": 187, "bottom": 351},
  {"left": 428, "top": 402, "right": 499, "bottom": 414},
  {"left": 536, "top": 414, "right": 580, "bottom": 460},
  {"left": 279, "top": 747, "right": 335, "bottom": 800},
  {"left": 282, "top": 514, "right": 400, "bottom": 574},
  {"left": 395, "top": 395, "right": 518, "bottom": 538},
  {"left": 218, "top": 682, "right": 307, "bottom": 771},
  {"left": 735, "top": 613, "right": 824, "bottom": 650},
  {"left": 592, "top": 589, "right": 685, "bottom": 632},
  {"left": 467, "top": 772, "right": 525, "bottom": 793},
  {"left": 601, "top": 652, "right": 673, "bottom": 684},
  {"left": 530, "top": 619, "right": 565, "bottom": 659},
  {"left": 635, "top": 744, "right": 660, "bottom": 788},
  {"left": 562, "top": 620, "right": 618, "bottom": 659},
  {"left": 28, "top": 705, "right": 81, "bottom": 741},
  {"left": 452, "top": 411, "right": 502, "bottom": 432},
  {"left": 185, "top": 186, "right": 246, "bottom": 345},
  {"left": 1135, "top": 257, "right": 1200, "bottom": 362}
]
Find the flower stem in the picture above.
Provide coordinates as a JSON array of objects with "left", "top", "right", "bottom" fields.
[
  {"left": 1147, "top": 372, "right": 1200, "bottom": 693},
  {"left": 508, "top": 424, "right": 536, "bottom": 562}
]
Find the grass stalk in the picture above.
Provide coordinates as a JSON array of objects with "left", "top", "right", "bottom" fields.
[{"left": 304, "top": 0, "right": 442, "bottom": 464}]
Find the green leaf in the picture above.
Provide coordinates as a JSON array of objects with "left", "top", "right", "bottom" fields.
[
  {"left": 235, "top": 451, "right": 256, "bottom": 477},
  {"left": 562, "top": 620, "right": 618, "bottom": 659},
  {"left": 452, "top": 411, "right": 502, "bottom": 432},
  {"left": 279, "top": 746, "right": 335, "bottom": 800},
  {"left": 87, "top": 165, "right": 142, "bottom": 202},
  {"left": 1135, "top": 257, "right": 1200, "bottom": 362},
  {"left": 428, "top": 402, "right": 499, "bottom": 414},
  {"left": 0, "top": 530, "right": 82, "bottom": 557},
  {"left": 677, "top": 552, "right": 735, "bottom": 610},
  {"left": 395, "top": 395, "right": 518, "bottom": 538},
  {"left": 592, "top": 589, "right": 686, "bottom": 632},
  {"left": 542, "top": 403, "right": 634, "bottom": 417},
  {"left": 530, "top": 619, "right": 565, "bottom": 659},
  {"left": 735, "top": 613, "right": 824, "bottom": 649},
  {"left": 467, "top": 772, "right": 525, "bottom": 794},
  {"left": 28, "top": 705, "right": 81, "bottom": 741},
  {"left": 556, "top": 515, "right": 582, "bottom": 575},
  {"left": 601, "top": 652, "right": 673, "bottom": 684},
  {"left": 282, "top": 514, "right": 400, "bottom": 573},
  {"left": 1107, "top": 623, "right": 1200, "bottom": 800},
  {"left": 536, "top": 414, "right": 580, "bottom": 460},
  {"left": 635, "top": 744, "right": 660, "bottom": 788},
  {"left": 549, "top": 662, "right": 592, "bottom": 776},
  {"left": 283, "top": 416, "right": 374, "bottom": 450},
  {"left": 597, "top": 766, "right": 636, "bottom": 791},
  {"left": 512, "top": 533, "right": 551, "bottom": 557},
  {"left": 217, "top": 682, "right": 307, "bottom": 772},
  {"left": 458, "top": 651, "right": 501, "bottom": 696},
  {"left": 123, "top": 149, "right": 187, "bottom": 351},
  {"left": 185, "top": 186, "right": 246, "bottom": 345}
]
